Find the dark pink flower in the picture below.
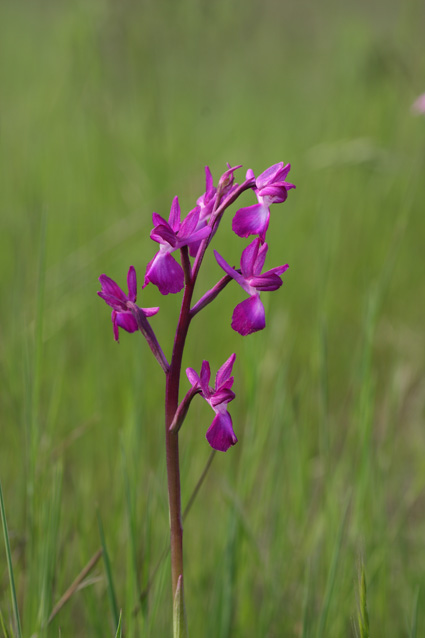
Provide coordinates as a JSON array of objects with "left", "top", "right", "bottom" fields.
[
  {"left": 98, "top": 266, "right": 159, "bottom": 341},
  {"left": 232, "top": 163, "right": 295, "bottom": 241},
  {"left": 186, "top": 354, "right": 238, "bottom": 452},
  {"left": 144, "top": 197, "right": 211, "bottom": 294},
  {"left": 196, "top": 166, "right": 217, "bottom": 222},
  {"left": 412, "top": 93, "right": 425, "bottom": 115},
  {"left": 189, "top": 164, "right": 242, "bottom": 257},
  {"left": 214, "top": 238, "right": 288, "bottom": 336}
]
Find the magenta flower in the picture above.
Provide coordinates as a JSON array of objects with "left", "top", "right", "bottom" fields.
[
  {"left": 144, "top": 196, "right": 211, "bottom": 294},
  {"left": 214, "top": 238, "right": 288, "bottom": 336},
  {"left": 189, "top": 164, "right": 242, "bottom": 257},
  {"left": 98, "top": 266, "right": 159, "bottom": 341},
  {"left": 232, "top": 163, "right": 295, "bottom": 241},
  {"left": 186, "top": 354, "right": 238, "bottom": 452},
  {"left": 196, "top": 166, "right": 217, "bottom": 221},
  {"left": 187, "top": 167, "right": 217, "bottom": 258},
  {"left": 412, "top": 93, "right": 425, "bottom": 115}
]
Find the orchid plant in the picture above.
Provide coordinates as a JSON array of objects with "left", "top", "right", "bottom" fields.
[{"left": 97, "top": 162, "right": 294, "bottom": 636}]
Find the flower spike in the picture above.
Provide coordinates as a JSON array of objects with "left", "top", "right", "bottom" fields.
[{"left": 97, "top": 160, "right": 295, "bottom": 636}]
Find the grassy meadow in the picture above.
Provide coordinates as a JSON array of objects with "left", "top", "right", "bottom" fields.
[{"left": 1, "top": 0, "right": 425, "bottom": 635}]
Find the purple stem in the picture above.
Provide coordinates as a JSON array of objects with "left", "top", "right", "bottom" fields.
[
  {"left": 131, "top": 305, "right": 169, "bottom": 373},
  {"left": 165, "top": 276, "right": 194, "bottom": 599},
  {"left": 169, "top": 386, "right": 201, "bottom": 434},
  {"left": 190, "top": 274, "right": 233, "bottom": 318},
  {"left": 180, "top": 246, "right": 192, "bottom": 286}
]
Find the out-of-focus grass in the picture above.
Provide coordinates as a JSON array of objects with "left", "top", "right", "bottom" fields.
[{"left": 1, "top": 0, "right": 425, "bottom": 635}]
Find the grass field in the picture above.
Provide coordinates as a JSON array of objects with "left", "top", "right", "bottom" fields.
[{"left": 1, "top": 0, "right": 425, "bottom": 636}]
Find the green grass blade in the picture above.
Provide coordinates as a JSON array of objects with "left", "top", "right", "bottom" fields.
[
  {"left": 301, "top": 562, "right": 312, "bottom": 638},
  {"left": 0, "top": 609, "right": 9, "bottom": 638},
  {"left": 357, "top": 561, "right": 370, "bottom": 638},
  {"left": 27, "top": 212, "right": 47, "bottom": 516},
  {"left": 38, "top": 463, "right": 63, "bottom": 630},
  {"left": 173, "top": 576, "right": 187, "bottom": 638},
  {"left": 409, "top": 586, "right": 420, "bottom": 638},
  {"left": 316, "top": 500, "right": 349, "bottom": 638},
  {"left": 114, "top": 610, "right": 123, "bottom": 638},
  {"left": 97, "top": 511, "right": 120, "bottom": 630},
  {"left": 120, "top": 439, "right": 139, "bottom": 636},
  {"left": 0, "top": 480, "right": 22, "bottom": 638},
  {"left": 218, "top": 511, "right": 239, "bottom": 638}
]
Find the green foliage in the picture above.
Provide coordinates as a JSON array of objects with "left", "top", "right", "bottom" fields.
[
  {"left": 97, "top": 512, "right": 120, "bottom": 631},
  {"left": 1, "top": 0, "right": 425, "bottom": 635},
  {"left": 115, "top": 610, "right": 123, "bottom": 638},
  {"left": 0, "top": 482, "right": 22, "bottom": 638},
  {"left": 357, "top": 562, "right": 370, "bottom": 638}
]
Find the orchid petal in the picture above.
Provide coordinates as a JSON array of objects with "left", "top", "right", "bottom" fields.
[
  {"left": 115, "top": 311, "right": 138, "bottom": 333},
  {"left": 240, "top": 238, "right": 261, "bottom": 278},
  {"left": 245, "top": 168, "right": 256, "bottom": 182},
  {"left": 256, "top": 162, "right": 292, "bottom": 189},
  {"left": 188, "top": 221, "right": 208, "bottom": 257},
  {"left": 214, "top": 250, "right": 251, "bottom": 294},
  {"left": 217, "top": 377, "right": 234, "bottom": 392},
  {"left": 282, "top": 181, "right": 296, "bottom": 191},
  {"left": 277, "top": 162, "right": 292, "bottom": 181},
  {"left": 232, "top": 203, "right": 270, "bottom": 240},
  {"left": 258, "top": 184, "right": 288, "bottom": 203},
  {"left": 150, "top": 224, "right": 178, "bottom": 247},
  {"left": 256, "top": 162, "right": 284, "bottom": 189},
  {"left": 152, "top": 212, "right": 169, "bottom": 227},
  {"left": 263, "top": 264, "right": 289, "bottom": 277},
  {"left": 197, "top": 192, "right": 216, "bottom": 220},
  {"left": 168, "top": 196, "right": 181, "bottom": 232},
  {"left": 231, "top": 295, "right": 266, "bottom": 336},
  {"left": 216, "top": 353, "right": 236, "bottom": 387},
  {"left": 190, "top": 225, "right": 211, "bottom": 243},
  {"left": 99, "top": 274, "right": 127, "bottom": 302},
  {"left": 210, "top": 388, "right": 235, "bottom": 407},
  {"left": 197, "top": 167, "right": 217, "bottom": 219},
  {"left": 186, "top": 367, "right": 201, "bottom": 388},
  {"left": 206, "top": 411, "right": 238, "bottom": 452},
  {"left": 253, "top": 241, "right": 268, "bottom": 275},
  {"left": 142, "top": 306, "right": 160, "bottom": 317},
  {"left": 200, "top": 360, "right": 211, "bottom": 394},
  {"left": 144, "top": 252, "right": 184, "bottom": 295},
  {"left": 249, "top": 273, "right": 283, "bottom": 292},
  {"left": 178, "top": 207, "right": 200, "bottom": 239},
  {"left": 205, "top": 166, "right": 214, "bottom": 194},
  {"left": 97, "top": 291, "right": 128, "bottom": 312}
]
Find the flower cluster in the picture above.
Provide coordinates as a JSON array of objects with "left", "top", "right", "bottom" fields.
[
  {"left": 98, "top": 162, "right": 294, "bottom": 451},
  {"left": 186, "top": 354, "right": 237, "bottom": 452}
]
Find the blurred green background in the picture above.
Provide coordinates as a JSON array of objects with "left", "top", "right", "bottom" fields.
[{"left": 1, "top": 0, "right": 424, "bottom": 636}]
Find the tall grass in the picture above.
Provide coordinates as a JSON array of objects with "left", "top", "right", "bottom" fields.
[{"left": 1, "top": 0, "right": 425, "bottom": 635}]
